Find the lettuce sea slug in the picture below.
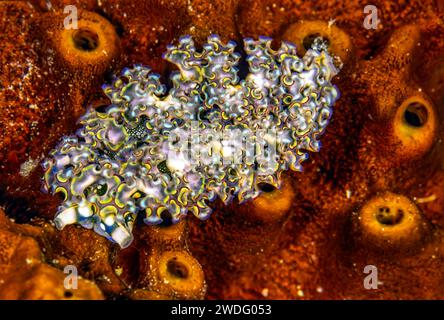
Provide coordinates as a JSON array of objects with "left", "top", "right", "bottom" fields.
[{"left": 42, "top": 35, "right": 340, "bottom": 248}]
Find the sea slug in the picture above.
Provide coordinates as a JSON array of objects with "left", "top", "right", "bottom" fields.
[{"left": 42, "top": 35, "right": 340, "bottom": 248}]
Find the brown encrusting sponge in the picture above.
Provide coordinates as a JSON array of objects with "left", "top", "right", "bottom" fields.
[{"left": 0, "top": 0, "right": 443, "bottom": 300}]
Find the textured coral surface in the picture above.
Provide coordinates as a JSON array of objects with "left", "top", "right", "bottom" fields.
[{"left": 0, "top": 0, "right": 443, "bottom": 300}]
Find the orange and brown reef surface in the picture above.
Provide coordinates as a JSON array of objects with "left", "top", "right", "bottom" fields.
[{"left": 0, "top": 0, "right": 444, "bottom": 299}]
